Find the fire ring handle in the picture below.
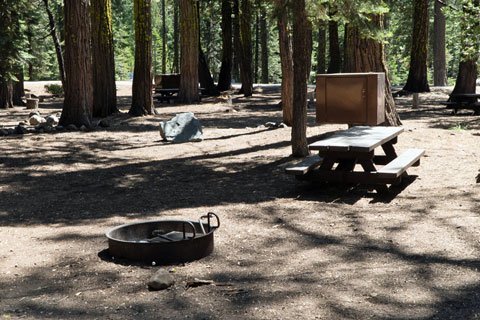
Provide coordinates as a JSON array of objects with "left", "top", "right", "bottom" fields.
[
  {"left": 201, "top": 212, "right": 220, "bottom": 233},
  {"left": 182, "top": 221, "right": 196, "bottom": 240}
]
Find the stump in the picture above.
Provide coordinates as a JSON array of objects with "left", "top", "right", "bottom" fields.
[
  {"left": 26, "top": 98, "right": 39, "bottom": 110},
  {"left": 412, "top": 93, "right": 419, "bottom": 108}
]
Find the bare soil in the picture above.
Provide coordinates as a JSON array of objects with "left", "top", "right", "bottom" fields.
[{"left": 1, "top": 82, "right": 480, "bottom": 319}]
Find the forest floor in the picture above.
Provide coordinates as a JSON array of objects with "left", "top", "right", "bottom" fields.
[{"left": 1, "top": 82, "right": 480, "bottom": 319}]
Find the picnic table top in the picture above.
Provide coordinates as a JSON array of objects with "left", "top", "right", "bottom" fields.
[{"left": 309, "top": 126, "right": 404, "bottom": 153}]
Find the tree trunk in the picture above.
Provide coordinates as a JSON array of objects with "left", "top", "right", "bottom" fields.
[
  {"left": 317, "top": 21, "right": 326, "bottom": 74},
  {"left": 327, "top": 18, "right": 341, "bottom": 73},
  {"left": 291, "top": 0, "right": 310, "bottom": 157},
  {"left": 91, "top": 0, "right": 118, "bottom": 118},
  {"left": 129, "top": 0, "right": 155, "bottom": 116},
  {"left": 433, "top": 0, "right": 447, "bottom": 86},
  {"left": 179, "top": 0, "right": 200, "bottom": 104},
  {"left": 199, "top": 47, "right": 220, "bottom": 96},
  {"left": 161, "top": 0, "right": 167, "bottom": 74},
  {"left": 344, "top": 20, "right": 402, "bottom": 126},
  {"left": 402, "top": 0, "right": 430, "bottom": 93},
  {"left": 173, "top": 0, "right": 179, "bottom": 73},
  {"left": 0, "top": 82, "right": 14, "bottom": 109},
  {"left": 254, "top": 13, "right": 259, "bottom": 83},
  {"left": 260, "top": 6, "right": 268, "bottom": 84},
  {"left": 237, "top": 0, "right": 253, "bottom": 96},
  {"left": 42, "top": 0, "right": 66, "bottom": 87},
  {"left": 217, "top": 0, "right": 233, "bottom": 91},
  {"left": 60, "top": 0, "right": 93, "bottom": 127},
  {"left": 232, "top": 0, "right": 240, "bottom": 82},
  {"left": 450, "top": 61, "right": 477, "bottom": 99},
  {"left": 13, "top": 72, "right": 25, "bottom": 106},
  {"left": 276, "top": 0, "right": 293, "bottom": 126}
]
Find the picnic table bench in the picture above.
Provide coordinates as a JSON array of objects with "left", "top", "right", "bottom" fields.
[
  {"left": 441, "top": 93, "right": 480, "bottom": 115},
  {"left": 286, "top": 126, "right": 424, "bottom": 193}
]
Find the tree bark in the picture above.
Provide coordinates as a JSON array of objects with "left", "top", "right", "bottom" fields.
[
  {"left": 238, "top": 0, "right": 253, "bottom": 96},
  {"left": 327, "top": 18, "right": 341, "bottom": 73},
  {"left": 161, "top": 0, "right": 167, "bottom": 74},
  {"left": 179, "top": 0, "right": 200, "bottom": 104},
  {"left": 0, "top": 83, "right": 14, "bottom": 109},
  {"left": 60, "top": 0, "right": 93, "bottom": 127},
  {"left": 344, "top": 20, "right": 402, "bottom": 126},
  {"left": 42, "top": 0, "right": 66, "bottom": 88},
  {"left": 402, "top": 0, "right": 430, "bottom": 93},
  {"left": 173, "top": 0, "right": 179, "bottom": 73},
  {"left": 317, "top": 21, "right": 327, "bottom": 74},
  {"left": 254, "top": 13, "right": 259, "bottom": 83},
  {"left": 217, "top": 0, "right": 233, "bottom": 91},
  {"left": 13, "top": 72, "right": 25, "bottom": 106},
  {"left": 232, "top": 0, "right": 240, "bottom": 82},
  {"left": 433, "top": 0, "right": 447, "bottom": 86},
  {"left": 291, "top": 0, "right": 310, "bottom": 157},
  {"left": 276, "top": 0, "right": 293, "bottom": 126},
  {"left": 91, "top": 0, "right": 118, "bottom": 118},
  {"left": 129, "top": 0, "right": 155, "bottom": 116},
  {"left": 260, "top": 6, "right": 268, "bottom": 84}
]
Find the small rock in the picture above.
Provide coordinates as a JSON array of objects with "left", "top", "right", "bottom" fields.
[
  {"left": 147, "top": 269, "right": 175, "bottom": 291},
  {"left": 45, "top": 115, "right": 59, "bottom": 126},
  {"left": 79, "top": 125, "right": 87, "bottom": 132},
  {"left": 66, "top": 124, "right": 78, "bottom": 131},
  {"left": 55, "top": 125, "right": 64, "bottom": 131},
  {"left": 18, "top": 121, "right": 29, "bottom": 127},
  {"left": 28, "top": 111, "right": 40, "bottom": 118},
  {"left": 265, "top": 122, "right": 277, "bottom": 128},
  {"left": 34, "top": 136, "right": 46, "bottom": 141},
  {"left": 29, "top": 115, "right": 46, "bottom": 126},
  {"left": 15, "top": 125, "right": 29, "bottom": 134},
  {"left": 278, "top": 123, "right": 288, "bottom": 128}
]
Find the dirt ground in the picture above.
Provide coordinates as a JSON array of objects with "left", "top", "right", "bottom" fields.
[{"left": 1, "top": 82, "right": 480, "bottom": 319}]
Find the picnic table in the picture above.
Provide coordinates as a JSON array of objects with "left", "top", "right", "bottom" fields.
[
  {"left": 441, "top": 93, "right": 480, "bottom": 115},
  {"left": 286, "top": 126, "right": 425, "bottom": 193},
  {"left": 154, "top": 88, "right": 179, "bottom": 103}
]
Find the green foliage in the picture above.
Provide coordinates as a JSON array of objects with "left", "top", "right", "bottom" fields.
[{"left": 44, "top": 83, "right": 64, "bottom": 96}]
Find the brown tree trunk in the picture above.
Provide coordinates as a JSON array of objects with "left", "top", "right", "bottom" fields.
[
  {"left": 197, "top": 6, "right": 219, "bottom": 96},
  {"left": 217, "top": 0, "right": 233, "bottom": 91},
  {"left": 129, "top": 0, "right": 155, "bottom": 116},
  {"left": 254, "top": 13, "right": 259, "bottom": 84},
  {"left": 327, "top": 18, "right": 341, "bottom": 73},
  {"left": 0, "top": 83, "right": 14, "bottom": 109},
  {"left": 276, "top": 0, "right": 293, "bottom": 126},
  {"left": 42, "top": 0, "right": 66, "bottom": 87},
  {"left": 60, "top": 0, "right": 93, "bottom": 127},
  {"left": 238, "top": 0, "right": 253, "bottom": 96},
  {"left": 13, "top": 72, "right": 25, "bottom": 106},
  {"left": 232, "top": 0, "right": 240, "bottom": 82},
  {"left": 402, "top": 0, "right": 430, "bottom": 93},
  {"left": 173, "top": 0, "right": 179, "bottom": 73},
  {"left": 291, "top": 0, "right": 310, "bottom": 157},
  {"left": 317, "top": 21, "right": 326, "bottom": 74},
  {"left": 450, "top": 61, "right": 477, "bottom": 99},
  {"left": 433, "top": 0, "right": 447, "bottom": 86},
  {"left": 161, "top": 0, "right": 167, "bottom": 74},
  {"left": 179, "top": 0, "right": 200, "bottom": 104},
  {"left": 91, "top": 0, "right": 118, "bottom": 118},
  {"left": 260, "top": 6, "right": 268, "bottom": 84},
  {"left": 344, "top": 20, "right": 402, "bottom": 126}
]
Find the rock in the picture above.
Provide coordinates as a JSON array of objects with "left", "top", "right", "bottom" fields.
[
  {"left": 159, "top": 112, "right": 203, "bottom": 143},
  {"left": 29, "top": 115, "right": 46, "bottom": 126},
  {"left": 98, "top": 119, "right": 110, "bottom": 128},
  {"left": 45, "top": 115, "right": 59, "bottom": 126},
  {"left": 18, "top": 121, "right": 29, "bottom": 127},
  {"left": 79, "top": 125, "right": 88, "bottom": 132},
  {"left": 278, "top": 123, "right": 288, "bottom": 128},
  {"left": 265, "top": 122, "right": 277, "bottom": 128},
  {"left": 147, "top": 269, "right": 175, "bottom": 291},
  {"left": 15, "top": 125, "right": 29, "bottom": 135},
  {"left": 66, "top": 124, "right": 78, "bottom": 131},
  {"left": 28, "top": 111, "right": 40, "bottom": 118},
  {"left": 55, "top": 125, "right": 64, "bottom": 131}
]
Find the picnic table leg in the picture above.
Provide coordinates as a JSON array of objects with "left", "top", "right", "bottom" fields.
[
  {"left": 358, "top": 158, "right": 388, "bottom": 194},
  {"left": 381, "top": 142, "right": 398, "bottom": 161}
]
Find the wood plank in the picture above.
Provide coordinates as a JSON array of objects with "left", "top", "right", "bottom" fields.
[
  {"left": 377, "top": 149, "right": 425, "bottom": 178},
  {"left": 309, "top": 126, "right": 404, "bottom": 153},
  {"left": 285, "top": 154, "right": 323, "bottom": 175}
]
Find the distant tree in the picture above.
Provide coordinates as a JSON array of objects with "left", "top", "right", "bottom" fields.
[
  {"left": 59, "top": 0, "right": 93, "bottom": 127},
  {"left": 317, "top": 21, "right": 327, "bottom": 74},
  {"left": 327, "top": 7, "right": 341, "bottom": 73},
  {"left": 291, "top": 0, "right": 311, "bottom": 157},
  {"left": 91, "top": 0, "right": 118, "bottom": 117},
  {"left": 179, "top": 0, "right": 200, "bottom": 103},
  {"left": 42, "top": 0, "right": 65, "bottom": 87},
  {"left": 161, "top": 0, "right": 167, "bottom": 74},
  {"left": 260, "top": 5, "right": 269, "bottom": 84},
  {"left": 217, "top": 0, "right": 233, "bottom": 91},
  {"left": 238, "top": 0, "right": 253, "bottom": 96},
  {"left": 402, "top": 0, "right": 430, "bottom": 93},
  {"left": 129, "top": 0, "right": 155, "bottom": 115},
  {"left": 173, "top": 1, "right": 179, "bottom": 73},
  {"left": 433, "top": 0, "right": 447, "bottom": 86}
]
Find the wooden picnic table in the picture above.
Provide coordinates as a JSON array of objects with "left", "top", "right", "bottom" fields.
[
  {"left": 442, "top": 93, "right": 480, "bottom": 115},
  {"left": 286, "top": 126, "right": 424, "bottom": 193},
  {"left": 154, "top": 88, "right": 179, "bottom": 103}
]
